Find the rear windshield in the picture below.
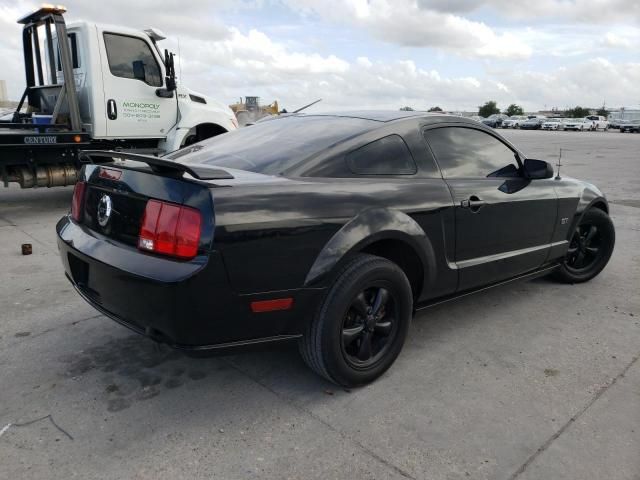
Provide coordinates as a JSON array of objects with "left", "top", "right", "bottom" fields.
[{"left": 167, "top": 115, "right": 376, "bottom": 175}]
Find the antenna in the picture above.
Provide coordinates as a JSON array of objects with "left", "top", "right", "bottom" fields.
[
  {"left": 556, "top": 148, "right": 564, "bottom": 180},
  {"left": 177, "top": 37, "right": 183, "bottom": 81}
]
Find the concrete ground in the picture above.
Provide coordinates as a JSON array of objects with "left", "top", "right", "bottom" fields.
[{"left": 0, "top": 129, "right": 638, "bottom": 480}]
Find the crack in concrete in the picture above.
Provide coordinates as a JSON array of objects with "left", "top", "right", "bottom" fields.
[
  {"left": 0, "top": 213, "right": 17, "bottom": 226},
  {"left": 222, "top": 358, "right": 417, "bottom": 480},
  {"left": 507, "top": 353, "right": 640, "bottom": 480},
  {"left": 7, "top": 414, "right": 74, "bottom": 441}
]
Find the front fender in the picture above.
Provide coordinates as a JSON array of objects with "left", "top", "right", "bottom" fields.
[
  {"left": 304, "top": 208, "right": 435, "bottom": 289},
  {"left": 554, "top": 178, "right": 609, "bottom": 249},
  {"left": 570, "top": 182, "right": 609, "bottom": 234}
]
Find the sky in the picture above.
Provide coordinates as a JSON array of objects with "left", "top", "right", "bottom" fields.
[{"left": 0, "top": 0, "right": 639, "bottom": 113}]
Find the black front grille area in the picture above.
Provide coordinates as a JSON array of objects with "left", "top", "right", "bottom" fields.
[{"left": 83, "top": 186, "right": 148, "bottom": 247}]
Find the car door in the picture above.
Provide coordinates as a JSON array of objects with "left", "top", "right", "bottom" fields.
[
  {"left": 423, "top": 126, "right": 558, "bottom": 291},
  {"left": 98, "top": 30, "right": 177, "bottom": 139}
]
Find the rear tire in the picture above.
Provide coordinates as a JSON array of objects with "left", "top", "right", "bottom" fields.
[
  {"left": 299, "top": 254, "right": 412, "bottom": 387},
  {"left": 552, "top": 208, "right": 615, "bottom": 283}
]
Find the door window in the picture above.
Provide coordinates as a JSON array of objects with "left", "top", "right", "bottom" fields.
[
  {"left": 103, "top": 33, "right": 162, "bottom": 87},
  {"left": 424, "top": 127, "right": 520, "bottom": 178}
]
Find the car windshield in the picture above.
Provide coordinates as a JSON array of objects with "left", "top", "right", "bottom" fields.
[{"left": 166, "top": 115, "right": 376, "bottom": 175}]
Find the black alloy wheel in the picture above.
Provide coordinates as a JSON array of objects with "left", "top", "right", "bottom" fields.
[
  {"left": 553, "top": 208, "right": 615, "bottom": 283},
  {"left": 341, "top": 286, "right": 398, "bottom": 369},
  {"left": 565, "top": 224, "right": 603, "bottom": 273},
  {"left": 300, "top": 254, "right": 412, "bottom": 386}
]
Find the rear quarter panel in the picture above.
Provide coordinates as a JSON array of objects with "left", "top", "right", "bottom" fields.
[{"left": 211, "top": 177, "right": 456, "bottom": 300}]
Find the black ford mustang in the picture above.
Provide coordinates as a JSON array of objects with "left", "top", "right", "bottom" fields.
[{"left": 57, "top": 112, "right": 615, "bottom": 386}]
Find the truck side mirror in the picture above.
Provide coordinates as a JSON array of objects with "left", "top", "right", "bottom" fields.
[
  {"left": 156, "top": 50, "right": 177, "bottom": 98},
  {"left": 132, "top": 60, "right": 146, "bottom": 82},
  {"left": 164, "top": 49, "right": 176, "bottom": 91}
]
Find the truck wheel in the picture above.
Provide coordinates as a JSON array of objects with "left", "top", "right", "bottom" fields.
[
  {"left": 299, "top": 254, "right": 412, "bottom": 387},
  {"left": 181, "top": 124, "right": 227, "bottom": 147},
  {"left": 552, "top": 208, "right": 615, "bottom": 284}
]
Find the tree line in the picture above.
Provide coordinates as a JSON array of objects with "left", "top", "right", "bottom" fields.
[
  {"left": 477, "top": 101, "right": 609, "bottom": 118},
  {"left": 400, "top": 102, "right": 610, "bottom": 118}
]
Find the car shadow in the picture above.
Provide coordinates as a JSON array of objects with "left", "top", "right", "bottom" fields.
[
  {"left": 0, "top": 185, "right": 73, "bottom": 211},
  {"left": 55, "top": 276, "right": 550, "bottom": 415}
]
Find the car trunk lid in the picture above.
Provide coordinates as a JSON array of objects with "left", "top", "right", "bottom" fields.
[{"left": 77, "top": 152, "right": 220, "bottom": 256}]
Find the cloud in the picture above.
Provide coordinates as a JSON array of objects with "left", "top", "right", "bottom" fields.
[
  {"left": 179, "top": 31, "right": 640, "bottom": 113},
  {"left": 203, "top": 28, "right": 350, "bottom": 75},
  {"left": 284, "top": 0, "right": 533, "bottom": 59},
  {"left": 0, "top": 0, "right": 637, "bottom": 115},
  {"left": 418, "top": 0, "right": 640, "bottom": 24},
  {"left": 601, "top": 32, "right": 633, "bottom": 49}
]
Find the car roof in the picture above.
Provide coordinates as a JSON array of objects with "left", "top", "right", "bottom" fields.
[
  {"left": 292, "top": 110, "right": 427, "bottom": 122},
  {"left": 275, "top": 110, "right": 479, "bottom": 126}
]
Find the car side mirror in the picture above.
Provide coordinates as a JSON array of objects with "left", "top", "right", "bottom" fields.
[
  {"left": 524, "top": 159, "right": 554, "bottom": 179},
  {"left": 132, "top": 60, "right": 146, "bottom": 81}
]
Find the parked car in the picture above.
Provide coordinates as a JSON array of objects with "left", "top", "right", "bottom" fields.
[
  {"left": 619, "top": 119, "right": 640, "bottom": 133},
  {"left": 520, "top": 118, "right": 545, "bottom": 130},
  {"left": 501, "top": 115, "right": 528, "bottom": 129},
  {"left": 585, "top": 116, "right": 609, "bottom": 131},
  {"left": 481, "top": 114, "right": 508, "bottom": 128},
  {"left": 563, "top": 118, "right": 593, "bottom": 131},
  {"left": 58, "top": 112, "right": 615, "bottom": 386},
  {"left": 541, "top": 119, "right": 565, "bottom": 130}
]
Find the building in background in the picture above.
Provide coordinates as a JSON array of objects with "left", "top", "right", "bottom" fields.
[
  {"left": 608, "top": 107, "right": 640, "bottom": 123},
  {"left": 0, "top": 79, "right": 19, "bottom": 110}
]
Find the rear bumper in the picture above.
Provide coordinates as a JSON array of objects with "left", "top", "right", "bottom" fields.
[{"left": 57, "top": 215, "right": 323, "bottom": 350}]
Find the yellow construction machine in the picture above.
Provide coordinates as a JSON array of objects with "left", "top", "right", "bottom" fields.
[
  {"left": 229, "top": 96, "right": 279, "bottom": 126},
  {"left": 230, "top": 97, "right": 322, "bottom": 126}
]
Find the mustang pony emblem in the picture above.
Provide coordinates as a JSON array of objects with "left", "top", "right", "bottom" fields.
[{"left": 97, "top": 194, "right": 113, "bottom": 227}]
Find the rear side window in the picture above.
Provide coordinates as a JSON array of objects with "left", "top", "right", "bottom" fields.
[
  {"left": 56, "top": 33, "right": 80, "bottom": 70},
  {"left": 424, "top": 127, "right": 520, "bottom": 178},
  {"left": 103, "top": 33, "right": 162, "bottom": 87},
  {"left": 347, "top": 135, "right": 417, "bottom": 175},
  {"left": 172, "top": 115, "right": 376, "bottom": 175}
]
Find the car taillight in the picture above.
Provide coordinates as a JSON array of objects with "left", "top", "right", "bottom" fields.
[
  {"left": 138, "top": 200, "right": 202, "bottom": 259},
  {"left": 71, "top": 181, "right": 86, "bottom": 222}
]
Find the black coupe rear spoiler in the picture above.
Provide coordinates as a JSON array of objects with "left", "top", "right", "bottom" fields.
[{"left": 79, "top": 150, "right": 234, "bottom": 180}]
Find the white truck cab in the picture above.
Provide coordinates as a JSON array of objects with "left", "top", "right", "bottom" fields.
[
  {"left": 59, "top": 21, "right": 237, "bottom": 149},
  {"left": 1, "top": 7, "right": 236, "bottom": 188}
]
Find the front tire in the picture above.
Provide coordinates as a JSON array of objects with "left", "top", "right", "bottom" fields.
[
  {"left": 553, "top": 208, "right": 615, "bottom": 283},
  {"left": 299, "top": 254, "right": 412, "bottom": 387}
]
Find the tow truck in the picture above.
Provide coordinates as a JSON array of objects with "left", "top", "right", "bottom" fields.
[{"left": 0, "top": 6, "right": 237, "bottom": 188}]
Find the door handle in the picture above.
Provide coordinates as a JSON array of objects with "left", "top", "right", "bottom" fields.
[
  {"left": 460, "top": 195, "right": 486, "bottom": 212},
  {"left": 107, "top": 99, "right": 117, "bottom": 120}
]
